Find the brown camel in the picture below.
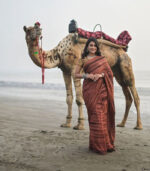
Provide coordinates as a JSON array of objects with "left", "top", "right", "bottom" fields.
[{"left": 23, "top": 23, "right": 142, "bottom": 130}]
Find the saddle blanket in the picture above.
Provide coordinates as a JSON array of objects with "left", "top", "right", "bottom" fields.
[{"left": 77, "top": 28, "right": 132, "bottom": 46}]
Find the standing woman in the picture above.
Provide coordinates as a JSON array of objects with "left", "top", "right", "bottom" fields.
[{"left": 74, "top": 37, "right": 115, "bottom": 154}]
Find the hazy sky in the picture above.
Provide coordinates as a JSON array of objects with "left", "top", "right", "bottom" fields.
[{"left": 0, "top": 0, "right": 150, "bottom": 73}]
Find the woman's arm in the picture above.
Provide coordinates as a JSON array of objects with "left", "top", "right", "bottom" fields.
[
  {"left": 74, "top": 65, "right": 95, "bottom": 80},
  {"left": 74, "top": 65, "right": 85, "bottom": 79},
  {"left": 74, "top": 63, "right": 104, "bottom": 80}
]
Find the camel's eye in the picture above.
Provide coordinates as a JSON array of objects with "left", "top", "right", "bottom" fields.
[{"left": 26, "top": 29, "right": 30, "bottom": 33}]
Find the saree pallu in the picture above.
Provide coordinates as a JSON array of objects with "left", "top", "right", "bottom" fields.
[{"left": 82, "top": 56, "right": 115, "bottom": 154}]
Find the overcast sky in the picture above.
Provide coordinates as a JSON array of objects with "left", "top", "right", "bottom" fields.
[{"left": 0, "top": 0, "right": 150, "bottom": 73}]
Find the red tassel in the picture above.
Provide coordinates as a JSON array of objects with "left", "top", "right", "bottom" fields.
[
  {"left": 42, "top": 59, "right": 45, "bottom": 84},
  {"left": 42, "top": 71, "right": 44, "bottom": 84},
  {"left": 41, "top": 53, "right": 45, "bottom": 84},
  {"left": 36, "top": 36, "right": 45, "bottom": 84}
]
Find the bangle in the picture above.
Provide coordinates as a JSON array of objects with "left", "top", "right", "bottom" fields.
[{"left": 83, "top": 73, "right": 88, "bottom": 79}]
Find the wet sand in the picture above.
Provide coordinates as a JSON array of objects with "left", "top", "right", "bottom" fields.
[{"left": 0, "top": 86, "right": 150, "bottom": 171}]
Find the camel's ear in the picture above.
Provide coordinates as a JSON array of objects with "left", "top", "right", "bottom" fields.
[{"left": 23, "top": 26, "right": 27, "bottom": 32}]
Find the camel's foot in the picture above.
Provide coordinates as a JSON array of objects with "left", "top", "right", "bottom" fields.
[
  {"left": 117, "top": 123, "right": 125, "bottom": 127},
  {"left": 73, "top": 124, "right": 84, "bottom": 130},
  {"left": 61, "top": 117, "right": 72, "bottom": 128},
  {"left": 60, "top": 123, "right": 71, "bottom": 128},
  {"left": 134, "top": 125, "right": 143, "bottom": 130},
  {"left": 134, "top": 121, "right": 143, "bottom": 130}
]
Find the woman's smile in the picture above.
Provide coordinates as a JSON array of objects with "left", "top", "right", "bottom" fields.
[{"left": 88, "top": 41, "right": 97, "bottom": 55}]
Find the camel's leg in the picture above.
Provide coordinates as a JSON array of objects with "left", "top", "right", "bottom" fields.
[
  {"left": 60, "top": 72, "right": 73, "bottom": 128},
  {"left": 72, "top": 77, "right": 84, "bottom": 130},
  {"left": 117, "top": 86, "right": 133, "bottom": 127},
  {"left": 114, "top": 73, "right": 133, "bottom": 127},
  {"left": 119, "top": 53, "right": 142, "bottom": 129},
  {"left": 113, "top": 66, "right": 133, "bottom": 127},
  {"left": 129, "top": 85, "right": 143, "bottom": 130}
]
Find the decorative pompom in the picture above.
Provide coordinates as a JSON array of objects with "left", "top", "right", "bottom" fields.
[{"left": 35, "top": 22, "right": 40, "bottom": 26}]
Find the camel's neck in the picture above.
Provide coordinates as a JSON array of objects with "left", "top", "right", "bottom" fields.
[{"left": 26, "top": 38, "right": 61, "bottom": 69}]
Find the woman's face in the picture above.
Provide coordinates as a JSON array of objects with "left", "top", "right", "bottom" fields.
[{"left": 87, "top": 41, "right": 97, "bottom": 55}]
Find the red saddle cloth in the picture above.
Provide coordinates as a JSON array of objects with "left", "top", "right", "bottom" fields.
[{"left": 77, "top": 28, "right": 132, "bottom": 47}]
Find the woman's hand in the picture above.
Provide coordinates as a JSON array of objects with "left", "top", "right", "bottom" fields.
[
  {"left": 86, "top": 73, "right": 104, "bottom": 81},
  {"left": 89, "top": 73, "right": 104, "bottom": 81},
  {"left": 87, "top": 74, "right": 95, "bottom": 80}
]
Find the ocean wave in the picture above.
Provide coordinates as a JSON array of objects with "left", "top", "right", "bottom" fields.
[
  {"left": 0, "top": 80, "right": 150, "bottom": 91},
  {"left": 0, "top": 81, "right": 65, "bottom": 90},
  {"left": 0, "top": 80, "right": 150, "bottom": 99}
]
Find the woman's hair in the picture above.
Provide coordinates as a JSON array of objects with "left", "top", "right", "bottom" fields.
[{"left": 82, "top": 37, "right": 101, "bottom": 58}]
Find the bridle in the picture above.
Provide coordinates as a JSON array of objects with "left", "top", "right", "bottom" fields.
[{"left": 35, "top": 35, "right": 45, "bottom": 84}]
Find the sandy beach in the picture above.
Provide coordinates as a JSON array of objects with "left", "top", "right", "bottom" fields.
[{"left": 0, "top": 84, "right": 150, "bottom": 171}]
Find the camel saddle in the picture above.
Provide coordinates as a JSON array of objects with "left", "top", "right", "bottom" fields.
[
  {"left": 68, "top": 20, "right": 131, "bottom": 51},
  {"left": 77, "top": 28, "right": 132, "bottom": 47}
]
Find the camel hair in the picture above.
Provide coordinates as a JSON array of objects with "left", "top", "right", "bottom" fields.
[{"left": 23, "top": 23, "right": 142, "bottom": 130}]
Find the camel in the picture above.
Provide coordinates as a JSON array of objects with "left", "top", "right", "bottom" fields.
[{"left": 23, "top": 22, "right": 142, "bottom": 130}]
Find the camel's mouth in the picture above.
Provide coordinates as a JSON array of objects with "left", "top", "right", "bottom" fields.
[
  {"left": 30, "top": 27, "right": 42, "bottom": 40},
  {"left": 24, "top": 25, "right": 42, "bottom": 40}
]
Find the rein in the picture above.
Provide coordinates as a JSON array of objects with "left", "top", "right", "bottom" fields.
[{"left": 36, "top": 36, "right": 45, "bottom": 84}]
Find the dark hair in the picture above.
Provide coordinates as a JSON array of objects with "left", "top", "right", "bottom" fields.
[{"left": 82, "top": 37, "right": 101, "bottom": 58}]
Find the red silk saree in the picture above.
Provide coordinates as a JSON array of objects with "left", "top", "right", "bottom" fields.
[{"left": 82, "top": 56, "right": 115, "bottom": 154}]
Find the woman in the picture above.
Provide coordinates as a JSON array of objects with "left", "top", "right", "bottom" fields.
[{"left": 75, "top": 37, "right": 115, "bottom": 154}]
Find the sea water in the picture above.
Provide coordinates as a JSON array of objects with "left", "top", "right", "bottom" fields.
[
  {"left": 0, "top": 69, "right": 150, "bottom": 87},
  {"left": 0, "top": 69, "right": 150, "bottom": 99}
]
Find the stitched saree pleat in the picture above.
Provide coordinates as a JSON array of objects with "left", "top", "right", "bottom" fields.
[{"left": 83, "top": 56, "right": 115, "bottom": 154}]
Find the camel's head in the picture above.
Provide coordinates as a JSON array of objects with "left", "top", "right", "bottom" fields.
[{"left": 23, "top": 22, "right": 42, "bottom": 41}]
